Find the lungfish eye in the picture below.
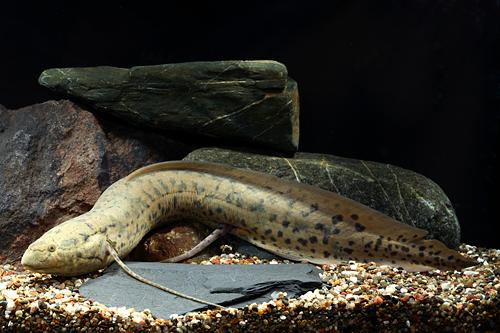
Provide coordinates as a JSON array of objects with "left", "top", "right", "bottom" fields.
[{"left": 48, "top": 245, "right": 57, "bottom": 252}]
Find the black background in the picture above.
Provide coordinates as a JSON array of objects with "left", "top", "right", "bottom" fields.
[{"left": 1, "top": 1, "right": 499, "bottom": 248}]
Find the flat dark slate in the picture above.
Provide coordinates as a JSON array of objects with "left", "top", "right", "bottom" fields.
[
  {"left": 79, "top": 263, "right": 322, "bottom": 319},
  {"left": 38, "top": 60, "right": 299, "bottom": 152}
]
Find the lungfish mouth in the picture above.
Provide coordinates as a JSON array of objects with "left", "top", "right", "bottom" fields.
[
  {"left": 21, "top": 250, "right": 59, "bottom": 271},
  {"left": 22, "top": 265, "right": 64, "bottom": 274}
]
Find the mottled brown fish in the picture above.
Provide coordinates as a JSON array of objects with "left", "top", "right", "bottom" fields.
[{"left": 21, "top": 161, "right": 476, "bottom": 276}]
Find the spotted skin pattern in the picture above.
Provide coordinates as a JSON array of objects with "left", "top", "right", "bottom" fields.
[{"left": 21, "top": 161, "right": 476, "bottom": 276}]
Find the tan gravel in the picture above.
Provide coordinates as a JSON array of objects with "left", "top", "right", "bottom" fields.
[{"left": 1, "top": 244, "right": 499, "bottom": 332}]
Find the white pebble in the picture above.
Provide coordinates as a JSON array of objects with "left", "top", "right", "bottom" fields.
[
  {"left": 383, "top": 284, "right": 397, "bottom": 295},
  {"left": 441, "top": 282, "right": 451, "bottom": 290},
  {"left": 78, "top": 305, "right": 90, "bottom": 313},
  {"left": 115, "top": 306, "right": 130, "bottom": 318},
  {"left": 74, "top": 279, "right": 83, "bottom": 288},
  {"left": 300, "top": 291, "right": 315, "bottom": 301},
  {"left": 28, "top": 301, "right": 39, "bottom": 314},
  {"left": 65, "top": 303, "right": 76, "bottom": 315},
  {"left": 132, "top": 314, "right": 145, "bottom": 324},
  {"left": 6, "top": 299, "right": 15, "bottom": 312},
  {"left": 349, "top": 276, "right": 358, "bottom": 284},
  {"left": 314, "top": 291, "right": 325, "bottom": 300},
  {"left": 341, "top": 270, "right": 358, "bottom": 277},
  {"left": 443, "top": 302, "right": 452, "bottom": 310},
  {"left": 463, "top": 271, "right": 479, "bottom": 276},
  {"left": 1, "top": 289, "right": 18, "bottom": 300}
]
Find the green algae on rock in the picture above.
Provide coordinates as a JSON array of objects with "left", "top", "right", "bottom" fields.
[
  {"left": 38, "top": 60, "right": 299, "bottom": 152},
  {"left": 183, "top": 148, "right": 462, "bottom": 248}
]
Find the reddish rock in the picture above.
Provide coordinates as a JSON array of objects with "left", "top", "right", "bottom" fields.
[
  {"left": 128, "top": 222, "right": 215, "bottom": 262},
  {"left": 0, "top": 100, "right": 193, "bottom": 264}
]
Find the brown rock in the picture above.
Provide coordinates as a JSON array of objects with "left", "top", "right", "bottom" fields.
[
  {"left": 0, "top": 100, "right": 193, "bottom": 264},
  {"left": 127, "top": 221, "right": 215, "bottom": 262}
]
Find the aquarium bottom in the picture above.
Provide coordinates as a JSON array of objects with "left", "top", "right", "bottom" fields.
[{"left": 0, "top": 244, "right": 498, "bottom": 332}]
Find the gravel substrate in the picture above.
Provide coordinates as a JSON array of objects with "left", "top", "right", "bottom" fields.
[{"left": 1, "top": 244, "right": 499, "bottom": 332}]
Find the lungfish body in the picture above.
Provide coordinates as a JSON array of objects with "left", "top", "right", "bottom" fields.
[{"left": 21, "top": 161, "right": 475, "bottom": 276}]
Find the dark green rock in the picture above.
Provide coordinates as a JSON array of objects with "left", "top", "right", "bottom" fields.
[
  {"left": 184, "top": 148, "right": 461, "bottom": 248},
  {"left": 39, "top": 60, "right": 299, "bottom": 152}
]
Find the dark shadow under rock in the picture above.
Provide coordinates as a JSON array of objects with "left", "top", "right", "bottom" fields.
[
  {"left": 129, "top": 221, "right": 280, "bottom": 263},
  {"left": 79, "top": 263, "right": 322, "bottom": 318}
]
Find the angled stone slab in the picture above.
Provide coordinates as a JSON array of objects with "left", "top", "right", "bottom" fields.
[
  {"left": 79, "top": 263, "right": 322, "bottom": 319},
  {"left": 39, "top": 60, "right": 299, "bottom": 152}
]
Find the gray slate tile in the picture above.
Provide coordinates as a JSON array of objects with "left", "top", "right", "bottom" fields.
[{"left": 80, "top": 262, "right": 322, "bottom": 319}]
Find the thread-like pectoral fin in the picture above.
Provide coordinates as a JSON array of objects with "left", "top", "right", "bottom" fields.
[
  {"left": 106, "top": 239, "right": 224, "bottom": 308},
  {"left": 161, "top": 224, "right": 233, "bottom": 263}
]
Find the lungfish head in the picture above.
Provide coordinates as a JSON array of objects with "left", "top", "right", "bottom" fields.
[{"left": 21, "top": 216, "right": 108, "bottom": 276}]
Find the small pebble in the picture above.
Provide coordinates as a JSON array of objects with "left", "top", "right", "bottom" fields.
[{"left": 0, "top": 243, "right": 497, "bottom": 332}]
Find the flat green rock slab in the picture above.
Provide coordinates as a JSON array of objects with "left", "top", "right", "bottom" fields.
[
  {"left": 39, "top": 60, "right": 299, "bottom": 152},
  {"left": 79, "top": 263, "right": 322, "bottom": 319}
]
